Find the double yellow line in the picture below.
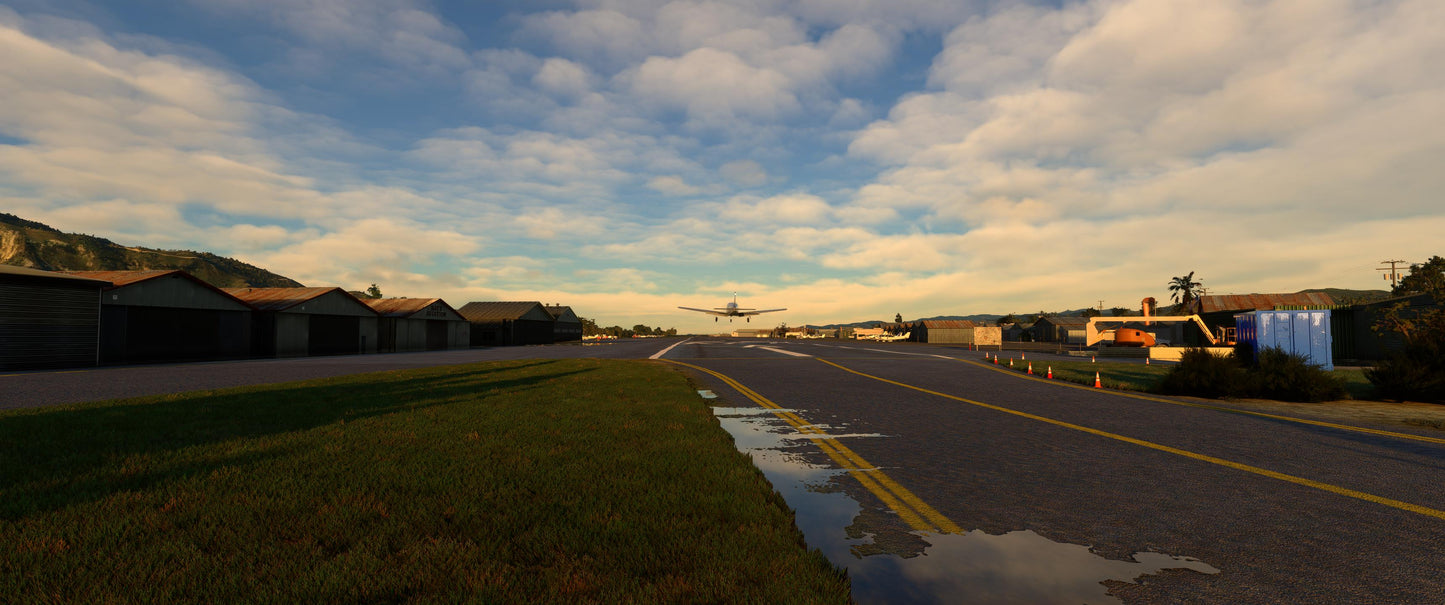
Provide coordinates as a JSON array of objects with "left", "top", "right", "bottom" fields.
[
  {"left": 662, "top": 359, "right": 961, "bottom": 534},
  {"left": 817, "top": 358, "right": 1445, "bottom": 522}
]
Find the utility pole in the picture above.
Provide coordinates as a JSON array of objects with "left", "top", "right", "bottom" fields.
[{"left": 1378, "top": 260, "right": 1410, "bottom": 288}]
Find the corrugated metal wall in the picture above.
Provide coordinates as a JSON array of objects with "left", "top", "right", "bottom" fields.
[
  {"left": 98, "top": 306, "right": 251, "bottom": 364},
  {"left": 0, "top": 280, "right": 102, "bottom": 371},
  {"left": 1235, "top": 310, "right": 1334, "bottom": 370}
]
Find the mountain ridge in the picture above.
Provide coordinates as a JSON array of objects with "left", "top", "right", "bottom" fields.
[{"left": 0, "top": 213, "right": 302, "bottom": 288}]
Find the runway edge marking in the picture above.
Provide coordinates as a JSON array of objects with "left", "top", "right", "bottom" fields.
[
  {"left": 956, "top": 357, "right": 1445, "bottom": 447},
  {"left": 816, "top": 357, "right": 1445, "bottom": 522},
  {"left": 661, "top": 359, "right": 961, "bottom": 534},
  {"left": 648, "top": 337, "right": 692, "bottom": 360}
]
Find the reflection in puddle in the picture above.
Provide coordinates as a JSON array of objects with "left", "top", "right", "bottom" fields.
[{"left": 712, "top": 406, "right": 1219, "bottom": 605}]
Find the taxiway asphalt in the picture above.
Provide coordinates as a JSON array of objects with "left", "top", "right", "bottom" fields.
[
  {"left": 0, "top": 339, "right": 673, "bottom": 409},
  {"left": 661, "top": 338, "right": 1445, "bottom": 604}
]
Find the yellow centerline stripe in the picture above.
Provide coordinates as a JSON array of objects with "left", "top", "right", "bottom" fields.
[
  {"left": 662, "top": 359, "right": 961, "bottom": 534},
  {"left": 816, "top": 357, "right": 1445, "bottom": 522},
  {"left": 958, "top": 358, "right": 1445, "bottom": 446}
]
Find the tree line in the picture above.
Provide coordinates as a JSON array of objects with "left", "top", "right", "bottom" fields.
[{"left": 579, "top": 317, "right": 677, "bottom": 338}]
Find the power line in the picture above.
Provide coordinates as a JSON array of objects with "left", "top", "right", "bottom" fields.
[{"left": 1378, "top": 260, "right": 1411, "bottom": 288}]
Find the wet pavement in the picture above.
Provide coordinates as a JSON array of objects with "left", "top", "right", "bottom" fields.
[
  {"left": 713, "top": 405, "right": 1217, "bottom": 604},
  {"left": 667, "top": 338, "right": 1445, "bottom": 604}
]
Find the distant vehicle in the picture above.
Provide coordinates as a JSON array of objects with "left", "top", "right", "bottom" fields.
[{"left": 679, "top": 293, "right": 786, "bottom": 322}]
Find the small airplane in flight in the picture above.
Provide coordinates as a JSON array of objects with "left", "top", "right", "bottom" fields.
[{"left": 679, "top": 293, "right": 786, "bottom": 322}]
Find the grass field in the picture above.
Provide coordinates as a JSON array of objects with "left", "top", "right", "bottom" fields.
[
  {"left": 985, "top": 356, "right": 1169, "bottom": 392},
  {"left": 0, "top": 359, "right": 849, "bottom": 604}
]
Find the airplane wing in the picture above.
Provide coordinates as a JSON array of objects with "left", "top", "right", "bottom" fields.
[
  {"left": 738, "top": 308, "right": 786, "bottom": 316},
  {"left": 678, "top": 306, "right": 726, "bottom": 316}
]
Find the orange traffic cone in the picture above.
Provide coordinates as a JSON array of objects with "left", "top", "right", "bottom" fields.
[
  {"left": 1047, "top": 366, "right": 1053, "bottom": 379},
  {"left": 1009, "top": 358, "right": 1014, "bottom": 367},
  {"left": 1091, "top": 355, "right": 1096, "bottom": 363},
  {"left": 1022, "top": 352, "right": 1026, "bottom": 360},
  {"left": 993, "top": 355, "right": 998, "bottom": 364},
  {"left": 1027, "top": 362, "right": 1033, "bottom": 375},
  {"left": 1094, "top": 372, "right": 1102, "bottom": 388},
  {"left": 1146, "top": 357, "right": 1150, "bottom": 365}
]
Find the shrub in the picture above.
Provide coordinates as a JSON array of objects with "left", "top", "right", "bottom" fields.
[
  {"left": 1156, "top": 348, "right": 1250, "bottom": 398},
  {"left": 1366, "top": 345, "right": 1445, "bottom": 403},
  {"left": 1157, "top": 347, "right": 1345, "bottom": 402},
  {"left": 1251, "top": 347, "right": 1346, "bottom": 402}
]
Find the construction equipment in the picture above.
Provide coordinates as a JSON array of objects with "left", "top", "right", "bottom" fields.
[{"left": 1086, "top": 315, "right": 1225, "bottom": 347}]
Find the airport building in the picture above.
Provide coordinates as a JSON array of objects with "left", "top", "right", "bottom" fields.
[
  {"left": 66, "top": 270, "right": 252, "bottom": 364},
  {"left": 458, "top": 301, "right": 556, "bottom": 346},
  {"left": 0, "top": 265, "right": 106, "bottom": 371},
  {"left": 911, "top": 320, "right": 977, "bottom": 344},
  {"left": 365, "top": 298, "right": 470, "bottom": 352},
  {"left": 224, "top": 287, "right": 379, "bottom": 357},
  {"left": 545, "top": 305, "right": 582, "bottom": 342},
  {"left": 1031, "top": 316, "right": 1091, "bottom": 343}
]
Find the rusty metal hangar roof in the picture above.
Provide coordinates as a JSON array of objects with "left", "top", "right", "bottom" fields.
[
  {"left": 67, "top": 269, "right": 251, "bottom": 306},
  {"left": 1199, "top": 292, "right": 1336, "bottom": 313},
  {"left": 222, "top": 287, "right": 347, "bottom": 311},
  {"left": 458, "top": 301, "right": 551, "bottom": 322},
  {"left": 1, "top": 264, "right": 110, "bottom": 285},
  {"left": 62, "top": 269, "right": 177, "bottom": 287},
  {"left": 917, "top": 320, "right": 976, "bottom": 329},
  {"left": 365, "top": 297, "right": 457, "bottom": 318}
]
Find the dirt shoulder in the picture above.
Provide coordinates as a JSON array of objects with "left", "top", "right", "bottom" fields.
[{"left": 1196, "top": 396, "right": 1445, "bottom": 433}]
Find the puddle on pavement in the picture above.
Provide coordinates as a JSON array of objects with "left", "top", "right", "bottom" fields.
[{"left": 711, "top": 406, "right": 1219, "bottom": 605}]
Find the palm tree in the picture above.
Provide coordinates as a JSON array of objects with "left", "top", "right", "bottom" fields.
[{"left": 1168, "top": 272, "right": 1203, "bottom": 313}]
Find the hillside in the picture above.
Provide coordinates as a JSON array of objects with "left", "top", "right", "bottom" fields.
[
  {"left": 0, "top": 213, "right": 302, "bottom": 288},
  {"left": 1297, "top": 288, "right": 1391, "bottom": 304}
]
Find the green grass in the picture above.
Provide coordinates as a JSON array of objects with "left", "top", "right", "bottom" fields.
[
  {"left": 0, "top": 359, "right": 849, "bottom": 604},
  {"left": 989, "top": 358, "right": 1169, "bottom": 392},
  {"left": 1334, "top": 367, "right": 1375, "bottom": 400},
  {"left": 991, "top": 357, "right": 1378, "bottom": 400}
]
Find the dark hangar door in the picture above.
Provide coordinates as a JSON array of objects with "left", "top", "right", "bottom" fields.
[
  {"left": 425, "top": 320, "right": 447, "bottom": 350},
  {"left": 308, "top": 315, "right": 360, "bottom": 356}
]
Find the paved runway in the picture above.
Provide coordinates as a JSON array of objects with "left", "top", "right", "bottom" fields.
[
  {"left": 660, "top": 338, "right": 1445, "bottom": 604},
  {"left": 8, "top": 336, "right": 1443, "bottom": 602},
  {"left": 0, "top": 339, "right": 672, "bottom": 409}
]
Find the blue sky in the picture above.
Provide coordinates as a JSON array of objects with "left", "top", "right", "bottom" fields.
[{"left": 2, "top": 0, "right": 1442, "bottom": 332}]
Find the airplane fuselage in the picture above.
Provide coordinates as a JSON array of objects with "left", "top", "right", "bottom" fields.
[{"left": 678, "top": 295, "right": 786, "bottom": 322}]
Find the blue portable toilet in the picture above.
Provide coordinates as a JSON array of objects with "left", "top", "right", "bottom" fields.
[{"left": 1234, "top": 309, "right": 1333, "bottom": 371}]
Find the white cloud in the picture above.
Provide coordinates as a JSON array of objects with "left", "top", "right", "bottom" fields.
[
  {"left": 625, "top": 47, "right": 800, "bottom": 126},
  {"left": 716, "top": 193, "right": 832, "bottom": 225},
  {"left": 518, "top": 8, "right": 649, "bottom": 70},
  {"left": 243, "top": 218, "right": 480, "bottom": 288},
  {"left": 188, "top": 0, "right": 470, "bottom": 75},
  {"left": 646, "top": 175, "right": 701, "bottom": 196},
  {"left": 532, "top": 57, "right": 594, "bottom": 99},
  {"left": 719, "top": 159, "right": 768, "bottom": 186}
]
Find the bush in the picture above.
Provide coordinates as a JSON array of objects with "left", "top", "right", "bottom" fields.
[
  {"left": 1156, "top": 348, "right": 1250, "bottom": 398},
  {"left": 1157, "top": 347, "right": 1345, "bottom": 402},
  {"left": 1366, "top": 346, "right": 1445, "bottom": 403},
  {"left": 1251, "top": 348, "right": 1346, "bottom": 402}
]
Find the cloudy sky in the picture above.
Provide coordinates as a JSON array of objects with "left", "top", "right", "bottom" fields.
[{"left": 2, "top": 0, "right": 1441, "bottom": 332}]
